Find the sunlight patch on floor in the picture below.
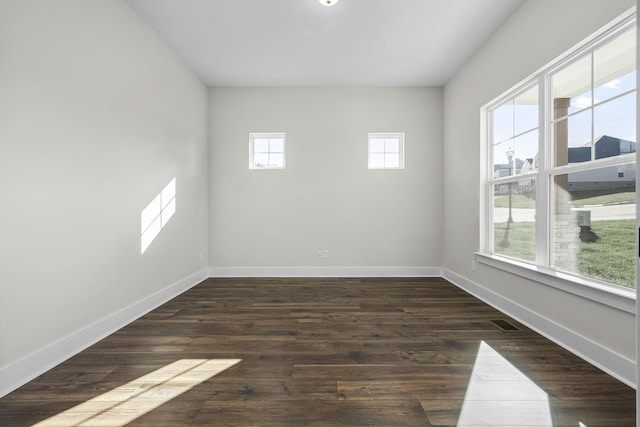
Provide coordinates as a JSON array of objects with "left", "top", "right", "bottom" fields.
[
  {"left": 33, "top": 358, "right": 241, "bottom": 427},
  {"left": 457, "top": 341, "right": 552, "bottom": 426}
]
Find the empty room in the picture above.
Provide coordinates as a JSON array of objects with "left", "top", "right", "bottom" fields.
[{"left": 0, "top": 0, "right": 638, "bottom": 426}]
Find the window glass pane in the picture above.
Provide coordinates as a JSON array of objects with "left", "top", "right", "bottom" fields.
[
  {"left": 512, "top": 131, "right": 538, "bottom": 174},
  {"left": 555, "top": 109, "right": 592, "bottom": 166},
  {"left": 493, "top": 141, "right": 510, "bottom": 178},
  {"left": 514, "top": 85, "right": 538, "bottom": 135},
  {"left": 250, "top": 134, "right": 285, "bottom": 169},
  {"left": 254, "top": 138, "right": 269, "bottom": 152},
  {"left": 594, "top": 93, "right": 637, "bottom": 152},
  {"left": 269, "top": 153, "right": 284, "bottom": 168},
  {"left": 493, "top": 90, "right": 538, "bottom": 175},
  {"left": 385, "top": 138, "right": 400, "bottom": 153},
  {"left": 269, "top": 138, "right": 284, "bottom": 153},
  {"left": 369, "top": 133, "right": 404, "bottom": 169},
  {"left": 370, "top": 138, "right": 385, "bottom": 153},
  {"left": 493, "top": 131, "right": 537, "bottom": 177},
  {"left": 492, "top": 102, "right": 513, "bottom": 144},
  {"left": 551, "top": 55, "right": 592, "bottom": 115},
  {"left": 492, "top": 177, "right": 536, "bottom": 262},
  {"left": 254, "top": 153, "right": 269, "bottom": 168},
  {"left": 567, "top": 110, "right": 593, "bottom": 149},
  {"left": 552, "top": 168, "right": 636, "bottom": 287},
  {"left": 369, "top": 153, "right": 385, "bottom": 168},
  {"left": 594, "top": 28, "right": 636, "bottom": 103},
  {"left": 385, "top": 153, "right": 400, "bottom": 168}
]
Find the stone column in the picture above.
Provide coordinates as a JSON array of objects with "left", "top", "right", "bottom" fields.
[{"left": 552, "top": 97, "right": 580, "bottom": 272}]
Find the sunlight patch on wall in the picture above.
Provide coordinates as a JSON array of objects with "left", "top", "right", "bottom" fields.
[
  {"left": 33, "top": 358, "right": 241, "bottom": 427},
  {"left": 457, "top": 340, "right": 552, "bottom": 426},
  {"left": 141, "top": 178, "right": 176, "bottom": 254}
]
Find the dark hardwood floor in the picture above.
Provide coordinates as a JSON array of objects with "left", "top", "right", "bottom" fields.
[{"left": 0, "top": 277, "right": 635, "bottom": 426}]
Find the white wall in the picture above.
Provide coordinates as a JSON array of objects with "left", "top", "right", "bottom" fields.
[
  {"left": 209, "top": 87, "right": 442, "bottom": 272},
  {"left": 1, "top": 0, "right": 634, "bottom": 399},
  {"left": 443, "top": 0, "right": 636, "bottom": 376},
  {"left": 0, "top": 0, "right": 208, "bottom": 393}
]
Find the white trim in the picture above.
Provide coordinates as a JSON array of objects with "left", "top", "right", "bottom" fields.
[
  {"left": 208, "top": 266, "right": 442, "bottom": 278},
  {"left": 1, "top": 265, "right": 634, "bottom": 399},
  {"left": 476, "top": 252, "right": 636, "bottom": 313},
  {"left": 0, "top": 268, "right": 209, "bottom": 398},
  {"left": 442, "top": 268, "right": 636, "bottom": 389},
  {"left": 548, "top": 153, "right": 636, "bottom": 176}
]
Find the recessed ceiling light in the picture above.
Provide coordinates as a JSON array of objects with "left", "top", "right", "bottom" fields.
[{"left": 318, "top": 0, "right": 340, "bottom": 6}]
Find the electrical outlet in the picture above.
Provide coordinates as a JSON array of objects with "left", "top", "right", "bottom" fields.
[
  {"left": 322, "top": 249, "right": 329, "bottom": 259},
  {"left": 317, "top": 250, "right": 324, "bottom": 258}
]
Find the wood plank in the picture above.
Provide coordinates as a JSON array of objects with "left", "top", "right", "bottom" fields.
[{"left": 0, "top": 277, "right": 634, "bottom": 426}]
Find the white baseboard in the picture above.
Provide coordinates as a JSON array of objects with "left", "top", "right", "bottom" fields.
[
  {"left": 2, "top": 266, "right": 634, "bottom": 398},
  {"left": 208, "top": 266, "right": 443, "bottom": 278},
  {"left": 442, "top": 268, "right": 636, "bottom": 389},
  {"left": 0, "top": 268, "right": 209, "bottom": 398}
]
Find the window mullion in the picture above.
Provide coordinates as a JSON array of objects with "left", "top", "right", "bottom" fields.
[
  {"left": 537, "top": 75, "right": 550, "bottom": 268},
  {"left": 487, "top": 113, "right": 495, "bottom": 254},
  {"left": 590, "top": 52, "right": 596, "bottom": 162}
]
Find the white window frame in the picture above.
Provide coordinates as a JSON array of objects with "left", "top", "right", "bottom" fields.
[
  {"left": 249, "top": 133, "right": 286, "bottom": 169},
  {"left": 368, "top": 132, "right": 405, "bottom": 169},
  {"left": 480, "top": 11, "right": 636, "bottom": 313}
]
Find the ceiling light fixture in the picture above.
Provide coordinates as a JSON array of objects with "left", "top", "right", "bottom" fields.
[{"left": 318, "top": 0, "right": 340, "bottom": 6}]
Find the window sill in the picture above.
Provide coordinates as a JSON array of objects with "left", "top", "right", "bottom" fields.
[{"left": 475, "top": 253, "right": 636, "bottom": 314}]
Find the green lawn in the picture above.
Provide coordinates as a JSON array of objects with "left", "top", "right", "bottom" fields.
[
  {"left": 493, "top": 221, "right": 536, "bottom": 262},
  {"left": 493, "top": 219, "right": 636, "bottom": 288},
  {"left": 570, "top": 190, "right": 635, "bottom": 208},
  {"left": 579, "top": 219, "right": 636, "bottom": 288}
]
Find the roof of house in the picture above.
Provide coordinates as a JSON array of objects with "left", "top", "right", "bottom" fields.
[
  {"left": 494, "top": 135, "right": 635, "bottom": 172},
  {"left": 568, "top": 135, "right": 636, "bottom": 163}
]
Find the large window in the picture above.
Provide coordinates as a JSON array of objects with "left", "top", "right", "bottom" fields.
[{"left": 485, "top": 16, "right": 636, "bottom": 290}]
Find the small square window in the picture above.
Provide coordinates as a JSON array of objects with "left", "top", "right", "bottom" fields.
[
  {"left": 250, "top": 133, "right": 285, "bottom": 169},
  {"left": 368, "top": 133, "right": 404, "bottom": 169}
]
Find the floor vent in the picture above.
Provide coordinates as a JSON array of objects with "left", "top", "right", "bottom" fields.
[{"left": 490, "top": 319, "right": 519, "bottom": 331}]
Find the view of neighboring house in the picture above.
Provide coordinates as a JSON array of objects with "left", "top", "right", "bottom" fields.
[
  {"left": 494, "top": 158, "right": 534, "bottom": 178},
  {"left": 494, "top": 135, "right": 636, "bottom": 193},
  {"left": 568, "top": 135, "right": 636, "bottom": 191}
]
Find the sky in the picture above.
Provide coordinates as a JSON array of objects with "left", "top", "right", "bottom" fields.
[{"left": 492, "top": 71, "right": 636, "bottom": 172}]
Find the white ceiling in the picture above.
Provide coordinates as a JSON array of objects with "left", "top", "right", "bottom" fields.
[{"left": 125, "top": 0, "right": 523, "bottom": 87}]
